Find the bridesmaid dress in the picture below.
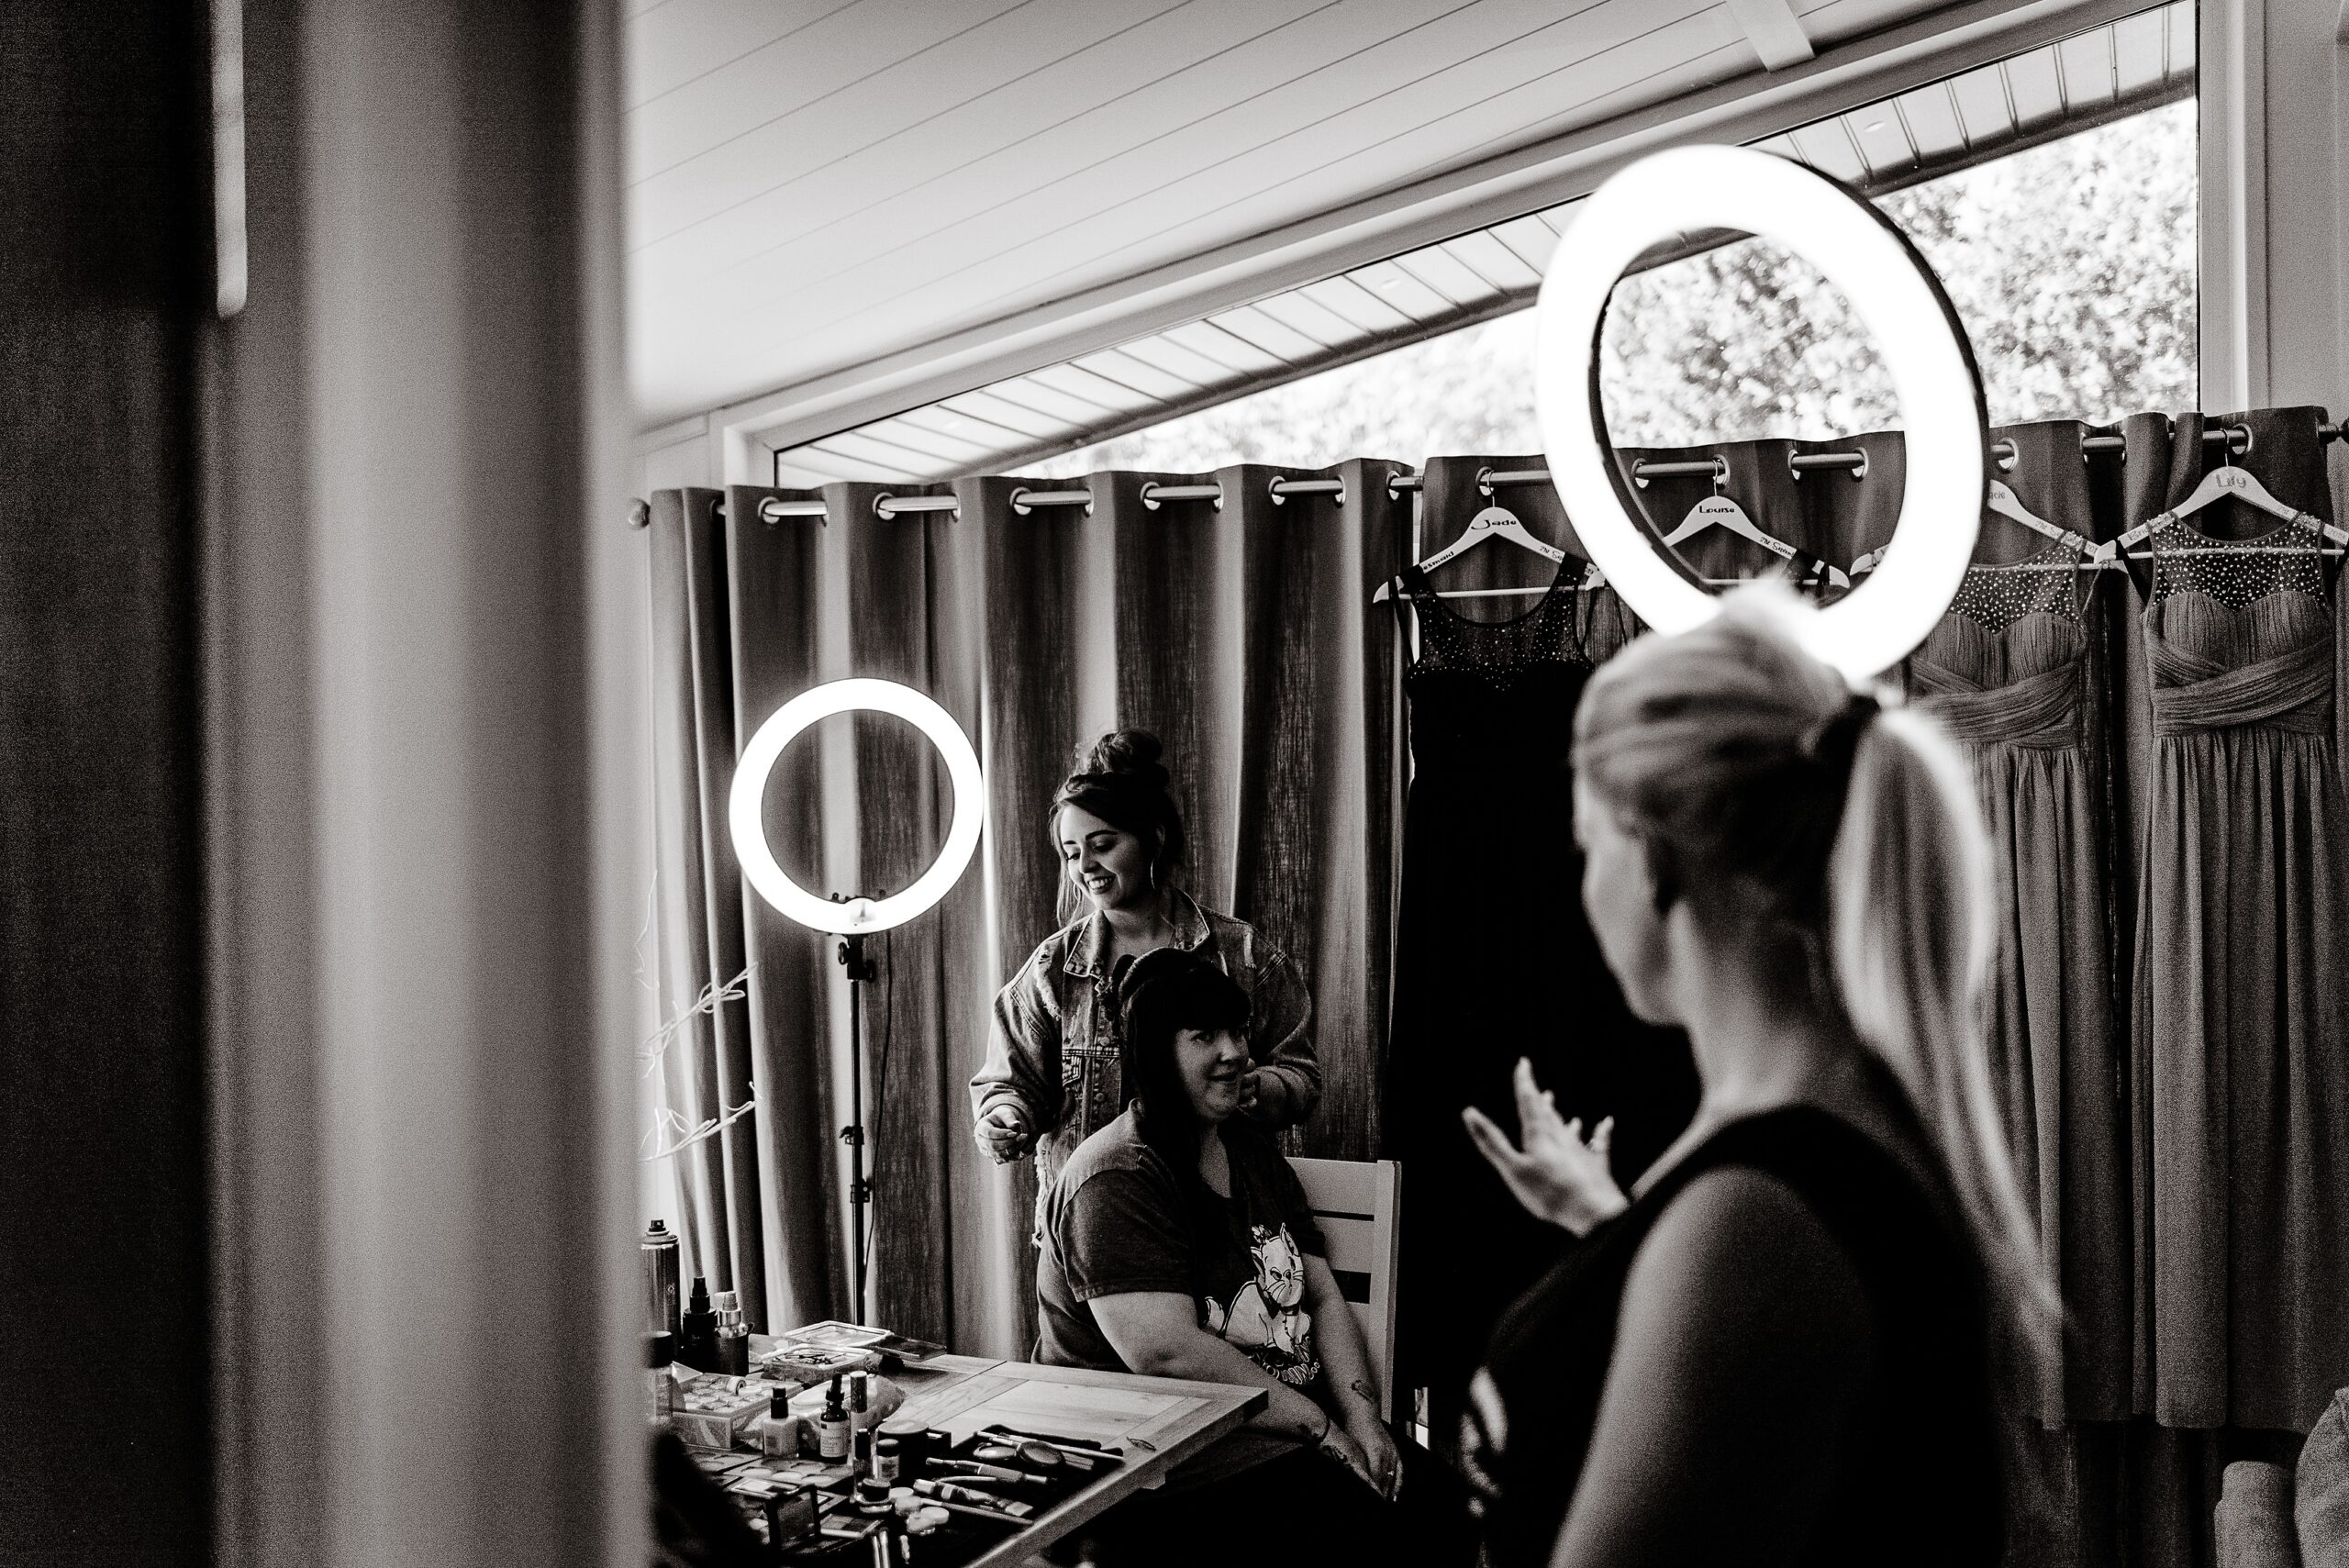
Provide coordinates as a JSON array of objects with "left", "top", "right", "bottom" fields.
[
  {"left": 2132, "top": 501, "right": 2349, "bottom": 1432},
  {"left": 1908, "top": 524, "right": 2130, "bottom": 1424},
  {"left": 1381, "top": 555, "right": 1698, "bottom": 1460}
]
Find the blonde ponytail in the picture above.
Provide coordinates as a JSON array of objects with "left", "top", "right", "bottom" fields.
[
  {"left": 1830, "top": 709, "right": 2060, "bottom": 1399},
  {"left": 1575, "top": 586, "right": 2059, "bottom": 1430}
]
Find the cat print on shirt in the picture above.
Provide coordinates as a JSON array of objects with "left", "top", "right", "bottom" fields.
[{"left": 1202, "top": 1222, "right": 1319, "bottom": 1385}]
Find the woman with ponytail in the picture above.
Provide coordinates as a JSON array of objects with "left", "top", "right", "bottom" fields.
[
  {"left": 1459, "top": 591, "right": 2055, "bottom": 1568},
  {"left": 969, "top": 731, "right": 1318, "bottom": 1220}
]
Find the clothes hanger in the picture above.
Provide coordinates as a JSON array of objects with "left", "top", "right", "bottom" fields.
[
  {"left": 1657, "top": 467, "right": 1850, "bottom": 589},
  {"left": 2115, "top": 429, "right": 2349, "bottom": 558},
  {"left": 1372, "top": 503, "right": 1602, "bottom": 602},
  {"left": 1850, "top": 478, "right": 2112, "bottom": 576}
]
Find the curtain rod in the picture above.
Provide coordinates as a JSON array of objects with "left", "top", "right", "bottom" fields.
[
  {"left": 648, "top": 422, "right": 2343, "bottom": 528},
  {"left": 739, "top": 474, "right": 1348, "bottom": 524}
]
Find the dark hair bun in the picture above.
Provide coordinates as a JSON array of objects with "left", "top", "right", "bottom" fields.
[
  {"left": 1050, "top": 729, "right": 1186, "bottom": 887},
  {"left": 1076, "top": 730, "right": 1168, "bottom": 792},
  {"left": 1114, "top": 946, "right": 1198, "bottom": 1013}
]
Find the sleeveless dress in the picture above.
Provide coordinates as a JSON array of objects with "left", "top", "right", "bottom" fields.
[
  {"left": 1909, "top": 541, "right": 2130, "bottom": 1422},
  {"left": 2133, "top": 510, "right": 2349, "bottom": 1431},
  {"left": 1379, "top": 561, "right": 1698, "bottom": 1452},
  {"left": 1464, "top": 1100, "right": 2006, "bottom": 1568}
]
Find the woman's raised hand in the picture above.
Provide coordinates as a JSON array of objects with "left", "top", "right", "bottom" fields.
[
  {"left": 1461, "top": 1058, "right": 1630, "bottom": 1236},
  {"left": 973, "top": 1103, "right": 1035, "bottom": 1163}
]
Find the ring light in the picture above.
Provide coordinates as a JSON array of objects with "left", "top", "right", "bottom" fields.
[
  {"left": 729, "top": 678, "right": 985, "bottom": 934},
  {"left": 1534, "top": 144, "right": 1985, "bottom": 680}
]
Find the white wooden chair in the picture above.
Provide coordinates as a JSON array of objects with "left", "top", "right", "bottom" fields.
[{"left": 1288, "top": 1156, "right": 1403, "bottom": 1422}]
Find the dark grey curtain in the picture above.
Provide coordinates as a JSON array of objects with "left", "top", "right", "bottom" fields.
[
  {"left": 649, "top": 414, "right": 2349, "bottom": 1568},
  {"left": 647, "top": 489, "right": 773, "bottom": 1326},
  {"left": 648, "top": 462, "right": 1404, "bottom": 1356}
]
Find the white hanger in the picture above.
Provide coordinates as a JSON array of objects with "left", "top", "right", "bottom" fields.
[
  {"left": 2116, "top": 443, "right": 2349, "bottom": 556},
  {"left": 1852, "top": 478, "right": 2111, "bottom": 576},
  {"left": 1658, "top": 485, "right": 1850, "bottom": 589},
  {"left": 1373, "top": 504, "right": 1601, "bottom": 602}
]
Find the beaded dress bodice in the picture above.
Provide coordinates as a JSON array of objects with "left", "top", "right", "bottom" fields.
[
  {"left": 1399, "top": 563, "right": 1593, "bottom": 768},
  {"left": 1910, "top": 540, "right": 2087, "bottom": 750},
  {"left": 2141, "top": 516, "right": 2334, "bottom": 737}
]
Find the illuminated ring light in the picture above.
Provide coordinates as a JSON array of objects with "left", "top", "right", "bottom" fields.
[
  {"left": 1534, "top": 144, "right": 1985, "bottom": 680},
  {"left": 729, "top": 678, "right": 985, "bottom": 935}
]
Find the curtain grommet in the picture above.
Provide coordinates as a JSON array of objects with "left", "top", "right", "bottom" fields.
[
  {"left": 628, "top": 498, "right": 651, "bottom": 529},
  {"left": 1475, "top": 465, "right": 1496, "bottom": 498},
  {"left": 1268, "top": 476, "right": 1287, "bottom": 506},
  {"left": 874, "top": 491, "right": 896, "bottom": 519},
  {"left": 2229, "top": 423, "right": 2254, "bottom": 458},
  {"left": 1629, "top": 460, "right": 1652, "bottom": 491},
  {"left": 1139, "top": 482, "right": 1160, "bottom": 511},
  {"left": 1848, "top": 450, "right": 1870, "bottom": 482},
  {"left": 1008, "top": 486, "right": 1032, "bottom": 517}
]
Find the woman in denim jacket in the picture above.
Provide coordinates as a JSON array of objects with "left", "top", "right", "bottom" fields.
[{"left": 969, "top": 731, "right": 1318, "bottom": 1206}]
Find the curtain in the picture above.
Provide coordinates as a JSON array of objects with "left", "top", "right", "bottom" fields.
[
  {"left": 647, "top": 414, "right": 2349, "bottom": 1568},
  {"left": 647, "top": 463, "right": 1404, "bottom": 1355},
  {"left": 646, "top": 489, "right": 776, "bottom": 1327}
]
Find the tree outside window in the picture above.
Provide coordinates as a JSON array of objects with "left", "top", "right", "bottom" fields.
[{"left": 1029, "top": 100, "right": 2195, "bottom": 477}]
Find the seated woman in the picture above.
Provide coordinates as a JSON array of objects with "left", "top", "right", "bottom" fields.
[{"left": 1033, "top": 949, "right": 1472, "bottom": 1568}]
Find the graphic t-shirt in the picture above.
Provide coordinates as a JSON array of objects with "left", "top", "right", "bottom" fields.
[{"left": 1035, "top": 1107, "right": 1329, "bottom": 1483}]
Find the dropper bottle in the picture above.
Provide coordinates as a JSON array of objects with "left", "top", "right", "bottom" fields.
[{"left": 816, "top": 1374, "right": 851, "bottom": 1462}]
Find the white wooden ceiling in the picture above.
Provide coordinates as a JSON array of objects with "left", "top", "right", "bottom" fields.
[
  {"left": 765, "top": 2, "right": 2191, "bottom": 485},
  {"left": 625, "top": 0, "right": 1976, "bottom": 426}
]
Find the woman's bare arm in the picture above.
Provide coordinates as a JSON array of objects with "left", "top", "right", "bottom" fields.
[
  {"left": 1551, "top": 1166, "right": 1879, "bottom": 1568},
  {"left": 1088, "top": 1290, "right": 1332, "bottom": 1442}
]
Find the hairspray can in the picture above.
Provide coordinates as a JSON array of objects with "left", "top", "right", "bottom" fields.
[{"left": 642, "top": 1219, "right": 681, "bottom": 1339}]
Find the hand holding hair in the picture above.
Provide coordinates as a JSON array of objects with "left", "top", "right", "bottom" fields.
[
  {"left": 1462, "top": 1058, "right": 1629, "bottom": 1236},
  {"left": 974, "top": 1103, "right": 1034, "bottom": 1163}
]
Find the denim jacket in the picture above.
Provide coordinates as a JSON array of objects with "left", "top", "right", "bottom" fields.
[{"left": 969, "top": 890, "right": 1318, "bottom": 1199}]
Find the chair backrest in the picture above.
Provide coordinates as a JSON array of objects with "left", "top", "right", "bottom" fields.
[{"left": 1287, "top": 1156, "right": 1402, "bottom": 1422}]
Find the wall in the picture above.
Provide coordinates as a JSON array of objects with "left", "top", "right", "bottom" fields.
[
  {"left": 2199, "top": 0, "right": 2349, "bottom": 411},
  {"left": 206, "top": 3, "right": 642, "bottom": 1566}
]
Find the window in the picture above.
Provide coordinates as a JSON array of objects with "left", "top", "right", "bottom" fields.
[{"left": 1021, "top": 100, "right": 2196, "bottom": 477}]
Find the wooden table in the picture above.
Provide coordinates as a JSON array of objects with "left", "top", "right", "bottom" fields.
[{"left": 767, "top": 1351, "right": 1265, "bottom": 1568}]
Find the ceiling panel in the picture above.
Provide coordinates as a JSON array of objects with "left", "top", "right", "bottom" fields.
[
  {"left": 628, "top": 0, "right": 2177, "bottom": 428},
  {"left": 629, "top": 0, "right": 1981, "bottom": 423},
  {"left": 766, "top": 4, "right": 2195, "bottom": 483},
  {"left": 2056, "top": 27, "right": 2118, "bottom": 107},
  {"left": 1891, "top": 83, "right": 1968, "bottom": 158},
  {"left": 2110, "top": 7, "right": 2170, "bottom": 92},
  {"left": 1945, "top": 61, "right": 2015, "bottom": 143}
]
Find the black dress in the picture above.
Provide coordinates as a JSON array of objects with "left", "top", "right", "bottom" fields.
[
  {"left": 1467, "top": 1103, "right": 2007, "bottom": 1568},
  {"left": 1379, "top": 562, "right": 1698, "bottom": 1449}
]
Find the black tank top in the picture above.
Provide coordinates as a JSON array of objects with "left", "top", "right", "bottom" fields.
[{"left": 1466, "top": 1101, "right": 2007, "bottom": 1568}]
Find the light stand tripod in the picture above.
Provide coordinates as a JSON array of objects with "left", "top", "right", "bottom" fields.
[
  {"left": 729, "top": 679, "right": 985, "bottom": 1336},
  {"left": 836, "top": 925, "right": 876, "bottom": 1326}
]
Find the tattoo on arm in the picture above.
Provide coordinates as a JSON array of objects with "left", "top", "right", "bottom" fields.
[{"left": 1349, "top": 1378, "right": 1378, "bottom": 1407}]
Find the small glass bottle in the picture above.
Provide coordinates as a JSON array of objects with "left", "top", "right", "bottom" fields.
[
  {"left": 817, "top": 1375, "right": 851, "bottom": 1462},
  {"left": 644, "top": 1331, "right": 676, "bottom": 1429},
  {"left": 872, "top": 1436, "right": 901, "bottom": 1485},
  {"left": 850, "top": 1373, "right": 873, "bottom": 1473}
]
